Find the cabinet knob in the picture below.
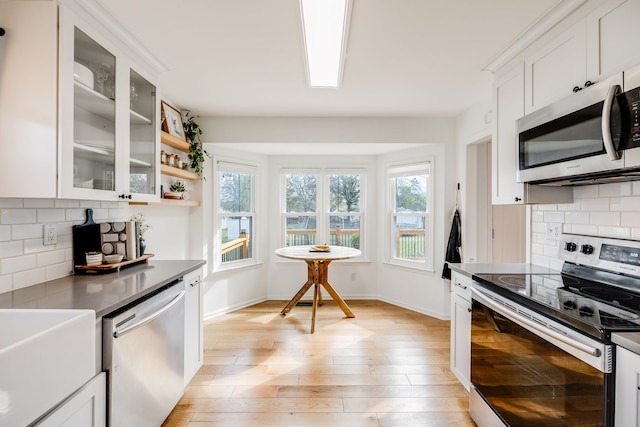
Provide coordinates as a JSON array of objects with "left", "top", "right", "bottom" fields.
[
  {"left": 468, "top": 308, "right": 472, "bottom": 313},
  {"left": 0, "top": 28, "right": 5, "bottom": 37},
  {"left": 572, "top": 86, "right": 582, "bottom": 93}
]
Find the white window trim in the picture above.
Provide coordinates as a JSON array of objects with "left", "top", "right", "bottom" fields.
[
  {"left": 280, "top": 167, "right": 365, "bottom": 259},
  {"left": 385, "top": 158, "right": 434, "bottom": 271},
  {"left": 214, "top": 158, "right": 260, "bottom": 272}
]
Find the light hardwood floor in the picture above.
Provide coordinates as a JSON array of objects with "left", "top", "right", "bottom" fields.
[{"left": 163, "top": 300, "right": 475, "bottom": 427}]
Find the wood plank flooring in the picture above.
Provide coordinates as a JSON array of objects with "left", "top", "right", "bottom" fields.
[{"left": 163, "top": 300, "right": 475, "bottom": 427}]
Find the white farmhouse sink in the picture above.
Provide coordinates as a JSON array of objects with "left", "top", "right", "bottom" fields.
[{"left": 0, "top": 309, "right": 95, "bottom": 426}]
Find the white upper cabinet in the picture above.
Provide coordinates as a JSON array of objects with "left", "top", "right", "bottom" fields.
[
  {"left": 525, "top": 23, "right": 587, "bottom": 114},
  {"left": 0, "top": 1, "right": 58, "bottom": 198},
  {"left": 586, "top": 0, "right": 640, "bottom": 80},
  {"left": 59, "top": 4, "right": 160, "bottom": 201}
]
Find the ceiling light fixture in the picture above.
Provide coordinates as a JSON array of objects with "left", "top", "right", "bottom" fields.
[{"left": 299, "top": 0, "right": 352, "bottom": 88}]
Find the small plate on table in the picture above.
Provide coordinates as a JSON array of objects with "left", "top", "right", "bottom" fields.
[{"left": 310, "top": 245, "right": 330, "bottom": 252}]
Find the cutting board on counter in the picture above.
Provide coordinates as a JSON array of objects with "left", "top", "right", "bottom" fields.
[{"left": 72, "top": 208, "right": 101, "bottom": 266}]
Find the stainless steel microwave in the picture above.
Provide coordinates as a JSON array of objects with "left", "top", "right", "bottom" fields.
[{"left": 516, "top": 66, "right": 640, "bottom": 186}]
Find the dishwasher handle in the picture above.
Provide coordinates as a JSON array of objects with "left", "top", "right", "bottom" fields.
[{"left": 113, "top": 289, "right": 186, "bottom": 338}]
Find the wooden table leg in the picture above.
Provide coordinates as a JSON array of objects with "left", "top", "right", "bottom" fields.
[
  {"left": 311, "top": 283, "right": 320, "bottom": 333},
  {"left": 280, "top": 280, "right": 313, "bottom": 315},
  {"left": 322, "top": 280, "right": 355, "bottom": 318}
]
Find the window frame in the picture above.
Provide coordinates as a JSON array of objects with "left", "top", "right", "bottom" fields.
[
  {"left": 280, "top": 167, "right": 365, "bottom": 258},
  {"left": 214, "top": 159, "right": 259, "bottom": 271},
  {"left": 386, "top": 159, "right": 434, "bottom": 271}
]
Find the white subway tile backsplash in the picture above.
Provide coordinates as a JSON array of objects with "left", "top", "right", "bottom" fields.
[
  {"left": 543, "top": 212, "right": 565, "bottom": 223},
  {"left": 0, "top": 198, "right": 141, "bottom": 294},
  {"left": 565, "top": 211, "right": 589, "bottom": 224},
  {"left": 597, "top": 226, "right": 631, "bottom": 239},
  {"left": 622, "top": 212, "right": 640, "bottom": 226},
  {"left": 574, "top": 186, "right": 599, "bottom": 198},
  {"left": 0, "top": 226, "right": 10, "bottom": 242},
  {"left": 12, "top": 224, "right": 43, "bottom": 240},
  {"left": 37, "top": 209, "right": 66, "bottom": 223},
  {"left": 0, "top": 241, "right": 23, "bottom": 258},
  {"left": 633, "top": 182, "right": 640, "bottom": 195},
  {"left": 0, "top": 255, "right": 37, "bottom": 275},
  {"left": 23, "top": 199, "right": 55, "bottom": 208},
  {"left": 590, "top": 212, "right": 620, "bottom": 226},
  {"left": 567, "top": 224, "right": 599, "bottom": 236},
  {"left": 610, "top": 196, "right": 640, "bottom": 212},
  {"left": 598, "top": 182, "right": 632, "bottom": 197},
  {"left": 12, "top": 267, "right": 46, "bottom": 290},
  {"left": 1, "top": 209, "right": 37, "bottom": 225},
  {"left": 580, "top": 198, "right": 610, "bottom": 211}
]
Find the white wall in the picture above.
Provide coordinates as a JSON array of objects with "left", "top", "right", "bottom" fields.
[{"left": 530, "top": 182, "right": 640, "bottom": 270}]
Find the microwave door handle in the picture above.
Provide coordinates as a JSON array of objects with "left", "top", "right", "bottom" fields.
[{"left": 602, "top": 84, "right": 622, "bottom": 161}]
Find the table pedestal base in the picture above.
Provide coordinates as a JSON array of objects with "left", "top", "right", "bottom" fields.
[{"left": 280, "top": 259, "right": 355, "bottom": 333}]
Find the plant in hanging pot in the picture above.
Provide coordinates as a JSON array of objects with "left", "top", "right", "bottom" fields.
[{"left": 182, "top": 112, "right": 210, "bottom": 179}]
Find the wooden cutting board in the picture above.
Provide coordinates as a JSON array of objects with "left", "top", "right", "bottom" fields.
[{"left": 72, "top": 208, "right": 102, "bottom": 266}]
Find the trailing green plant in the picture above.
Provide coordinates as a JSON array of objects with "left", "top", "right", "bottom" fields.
[
  {"left": 170, "top": 180, "right": 186, "bottom": 192},
  {"left": 182, "top": 112, "right": 210, "bottom": 179}
]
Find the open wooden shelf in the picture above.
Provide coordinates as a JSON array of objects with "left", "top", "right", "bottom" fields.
[
  {"left": 161, "top": 130, "right": 191, "bottom": 152},
  {"left": 160, "top": 164, "right": 200, "bottom": 180},
  {"left": 130, "top": 199, "right": 201, "bottom": 207}
]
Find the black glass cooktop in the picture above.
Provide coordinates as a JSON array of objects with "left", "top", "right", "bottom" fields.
[{"left": 473, "top": 263, "right": 640, "bottom": 341}]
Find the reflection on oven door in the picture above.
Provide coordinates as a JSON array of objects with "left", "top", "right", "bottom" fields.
[{"left": 471, "top": 301, "right": 606, "bottom": 426}]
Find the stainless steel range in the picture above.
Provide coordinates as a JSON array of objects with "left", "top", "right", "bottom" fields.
[{"left": 469, "top": 234, "right": 640, "bottom": 427}]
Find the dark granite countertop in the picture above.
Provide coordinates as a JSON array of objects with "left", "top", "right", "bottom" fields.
[
  {"left": 0, "top": 260, "right": 206, "bottom": 317},
  {"left": 448, "top": 263, "right": 560, "bottom": 278}
]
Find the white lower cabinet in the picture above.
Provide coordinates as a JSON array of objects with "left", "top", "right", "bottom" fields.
[
  {"left": 615, "top": 346, "right": 640, "bottom": 427},
  {"left": 450, "top": 272, "right": 472, "bottom": 391},
  {"left": 35, "top": 372, "right": 106, "bottom": 427},
  {"left": 184, "top": 269, "right": 204, "bottom": 386}
]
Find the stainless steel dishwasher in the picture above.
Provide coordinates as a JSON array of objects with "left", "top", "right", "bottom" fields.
[{"left": 103, "top": 280, "right": 185, "bottom": 427}]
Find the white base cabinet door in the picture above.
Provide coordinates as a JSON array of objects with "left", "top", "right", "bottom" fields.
[
  {"left": 184, "top": 270, "right": 204, "bottom": 386},
  {"left": 35, "top": 372, "right": 106, "bottom": 427},
  {"left": 450, "top": 272, "right": 471, "bottom": 391},
  {"left": 615, "top": 346, "right": 640, "bottom": 427}
]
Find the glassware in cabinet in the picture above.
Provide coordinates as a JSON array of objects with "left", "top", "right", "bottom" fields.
[{"left": 129, "top": 69, "right": 157, "bottom": 197}]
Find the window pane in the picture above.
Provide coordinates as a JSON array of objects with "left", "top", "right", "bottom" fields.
[
  {"left": 393, "top": 215, "right": 425, "bottom": 261},
  {"left": 395, "top": 175, "right": 427, "bottom": 212},
  {"left": 221, "top": 216, "right": 252, "bottom": 263},
  {"left": 329, "top": 215, "right": 360, "bottom": 248},
  {"left": 286, "top": 174, "right": 317, "bottom": 212},
  {"left": 219, "top": 172, "right": 252, "bottom": 213},
  {"left": 285, "top": 215, "right": 317, "bottom": 246},
  {"left": 329, "top": 174, "right": 360, "bottom": 213}
]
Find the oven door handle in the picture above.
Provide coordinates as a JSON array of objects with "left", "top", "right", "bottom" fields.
[
  {"left": 602, "top": 84, "right": 622, "bottom": 161},
  {"left": 472, "top": 288, "right": 601, "bottom": 358}
]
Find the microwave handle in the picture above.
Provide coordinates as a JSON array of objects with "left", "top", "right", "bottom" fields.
[{"left": 602, "top": 84, "right": 621, "bottom": 161}]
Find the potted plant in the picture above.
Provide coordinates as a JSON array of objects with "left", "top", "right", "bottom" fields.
[
  {"left": 165, "top": 180, "right": 187, "bottom": 199},
  {"left": 182, "top": 112, "right": 210, "bottom": 179}
]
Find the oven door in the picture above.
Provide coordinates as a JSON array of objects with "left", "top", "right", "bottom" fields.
[{"left": 470, "top": 286, "right": 613, "bottom": 426}]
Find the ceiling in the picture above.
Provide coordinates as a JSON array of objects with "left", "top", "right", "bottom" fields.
[{"left": 99, "top": 0, "right": 560, "bottom": 119}]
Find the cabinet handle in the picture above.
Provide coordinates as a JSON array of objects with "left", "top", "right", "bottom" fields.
[
  {"left": 468, "top": 308, "right": 472, "bottom": 313},
  {"left": 572, "top": 86, "right": 582, "bottom": 93},
  {"left": 584, "top": 80, "right": 595, "bottom": 88},
  {"left": 514, "top": 197, "right": 522, "bottom": 202},
  {"left": 454, "top": 281, "right": 468, "bottom": 290},
  {"left": 119, "top": 194, "right": 132, "bottom": 200}
]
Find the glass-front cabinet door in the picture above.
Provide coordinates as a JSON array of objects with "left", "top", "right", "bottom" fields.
[
  {"left": 71, "top": 27, "right": 117, "bottom": 195},
  {"left": 129, "top": 69, "right": 157, "bottom": 198},
  {"left": 59, "top": 8, "right": 159, "bottom": 201}
]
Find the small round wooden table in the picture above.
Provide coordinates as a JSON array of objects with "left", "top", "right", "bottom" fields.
[{"left": 275, "top": 245, "right": 361, "bottom": 333}]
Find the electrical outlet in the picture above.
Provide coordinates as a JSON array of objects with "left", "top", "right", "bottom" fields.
[
  {"left": 44, "top": 224, "right": 57, "bottom": 245},
  {"left": 547, "top": 225, "right": 559, "bottom": 238}
]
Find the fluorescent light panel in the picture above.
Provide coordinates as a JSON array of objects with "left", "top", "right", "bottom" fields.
[{"left": 300, "top": 0, "right": 350, "bottom": 88}]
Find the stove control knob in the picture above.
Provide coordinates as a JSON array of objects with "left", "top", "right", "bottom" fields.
[
  {"left": 563, "top": 300, "right": 578, "bottom": 310},
  {"left": 565, "top": 242, "right": 578, "bottom": 252},
  {"left": 581, "top": 244, "right": 595, "bottom": 255}
]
